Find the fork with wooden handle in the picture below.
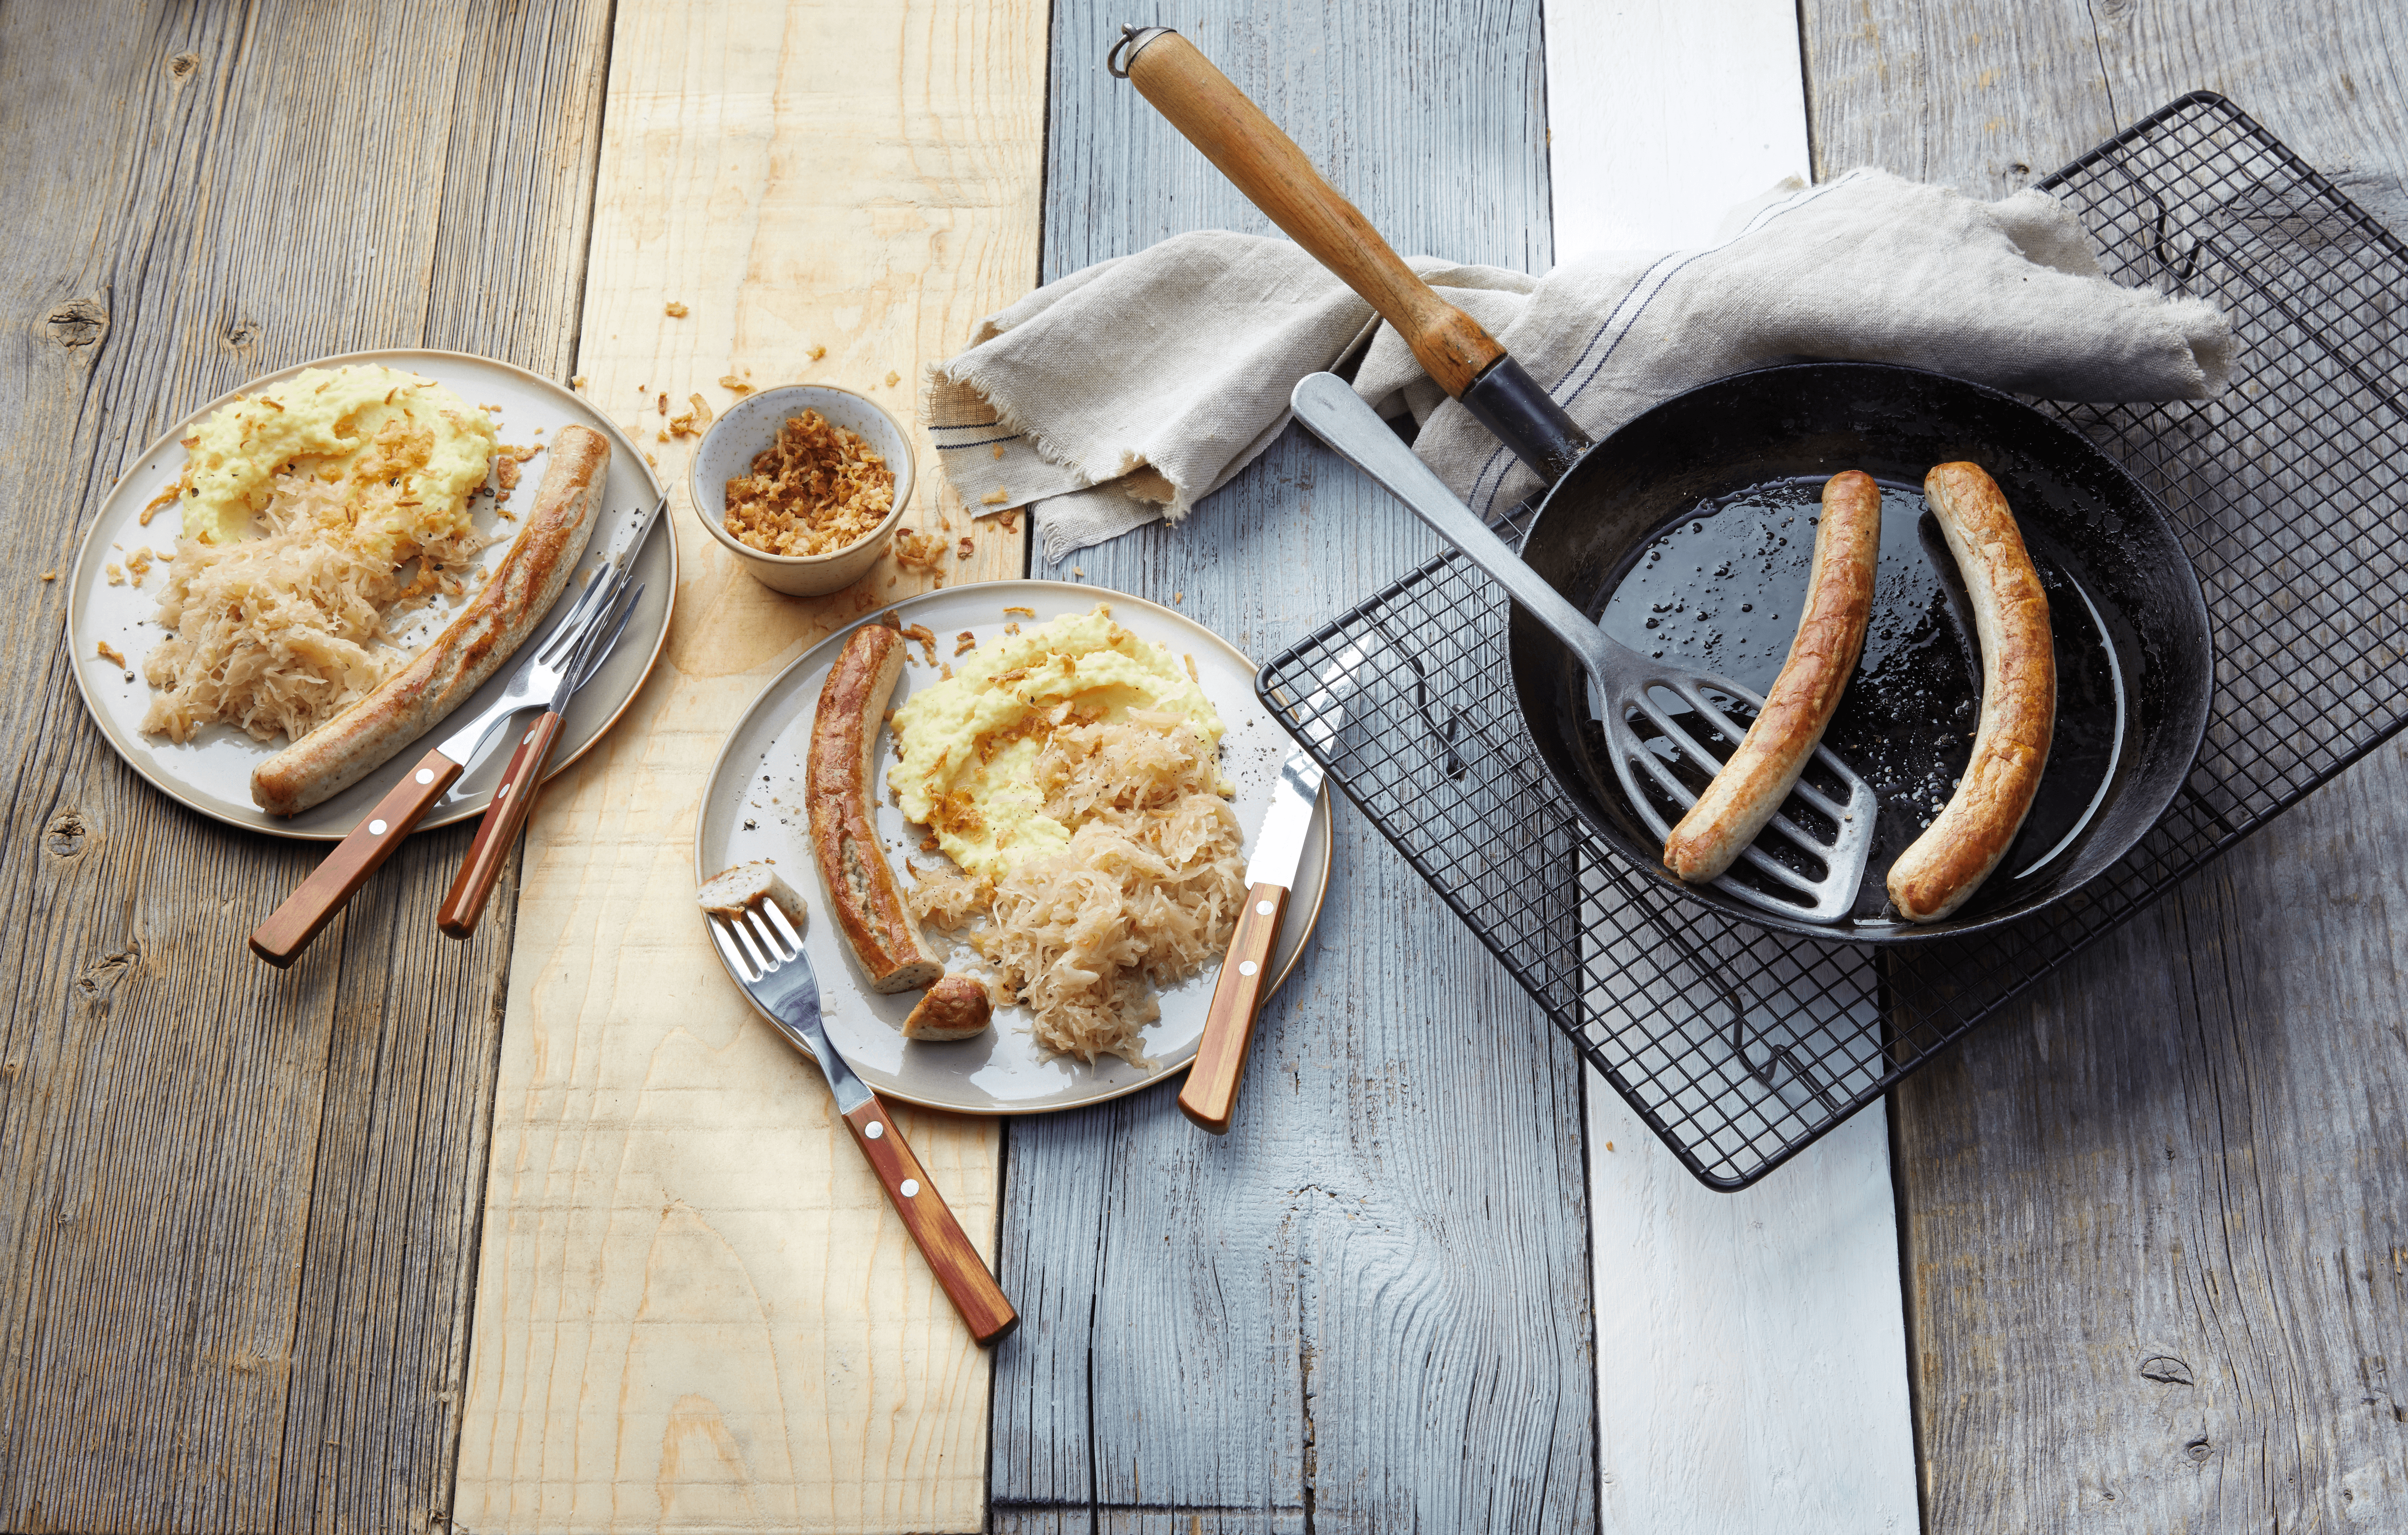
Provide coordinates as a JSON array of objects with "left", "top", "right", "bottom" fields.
[
  {"left": 709, "top": 896, "right": 1018, "bottom": 1345},
  {"left": 434, "top": 580, "right": 641, "bottom": 938},
  {"left": 249, "top": 559, "right": 630, "bottom": 967}
]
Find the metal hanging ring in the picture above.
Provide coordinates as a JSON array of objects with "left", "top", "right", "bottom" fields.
[{"left": 1108, "top": 24, "right": 1176, "bottom": 79}]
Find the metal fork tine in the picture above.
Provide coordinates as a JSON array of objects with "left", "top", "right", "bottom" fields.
[
  {"left": 746, "top": 906, "right": 790, "bottom": 963},
  {"left": 573, "top": 585, "right": 644, "bottom": 689},
  {"left": 760, "top": 900, "right": 804, "bottom": 953},
  {"left": 565, "top": 583, "right": 642, "bottom": 689},
  {"left": 731, "top": 913, "right": 773, "bottom": 974},
  {"left": 537, "top": 565, "right": 612, "bottom": 665},
  {"left": 709, "top": 917, "right": 758, "bottom": 983}
]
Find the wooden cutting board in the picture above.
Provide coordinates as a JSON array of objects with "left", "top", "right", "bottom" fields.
[{"left": 452, "top": 1, "right": 1045, "bottom": 1529}]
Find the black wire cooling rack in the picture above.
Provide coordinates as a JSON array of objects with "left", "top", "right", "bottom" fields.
[{"left": 1256, "top": 94, "right": 2408, "bottom": 1189}]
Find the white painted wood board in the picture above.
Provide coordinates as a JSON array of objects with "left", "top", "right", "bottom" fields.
[
  {"left": 1545, "top": 2, "right": 1919, "bottom": 1531},
  {"left": 452, "top": 1, "right": 1047, "bottom": 1530},
  {"left": 1545, "top": 0, "right": 1814, "bottom": 259}
]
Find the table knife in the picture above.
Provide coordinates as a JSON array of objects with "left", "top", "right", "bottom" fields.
[
  {"left": 1180, "top": 643, "right": 1358, "bottom": 1131},
  {"left": 1178, "top": 743, "right": 1325, "bottom": 1133}
]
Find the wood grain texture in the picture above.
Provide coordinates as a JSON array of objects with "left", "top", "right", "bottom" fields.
[
  {"left": 451, "top": 1, "right": 1045, "bottom": 1529},
  {"left": 994, "top": 4, "right": 1594, "bottom": 1531},
  {"left": 1545, "top": 6, "right": 1918, "bottom": 1530},
  {"left": 1123, "top": 31, "right": 1509, "bottom": 396},
  {"left": 1544, "top": 0, "right": 1813, "bottom": 259},
  {"left": 1805, "top": 2, "right": 2408, "bottom": 1529},
  {"left": 0, "top": 3, "right": 611, "bottom": 1531}
]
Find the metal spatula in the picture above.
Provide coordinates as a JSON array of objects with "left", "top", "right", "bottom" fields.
[{"left": 1289, "top": 372, "right": 1877, "bottom": 923}]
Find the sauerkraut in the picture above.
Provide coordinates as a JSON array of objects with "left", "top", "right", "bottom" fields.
[
  {"left": 908, "top": 710, "right": 1244, "bottom": 1065},
  {"left": 140, "top": 468, "right": 485, "bottom": 744}
]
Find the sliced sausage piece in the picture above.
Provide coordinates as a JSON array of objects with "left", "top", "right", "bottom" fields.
[
  {"left": 1887, "top": 461, "right": 2056, "bottom": 922},
  {"left": 251, "top": 425, "right": 610, "bottom": 816},
  {"left": 1663, "top": 470, "right": 1883, "bottom": 883},
  {"left": 903, "top": 975, "right": 994, "bottom": 1041},
  {"left": 806, "top": 624, "right": 944, "bottom": 992},
  {"left": 698, "top": 862, "right": 808, "bottom": 929}
]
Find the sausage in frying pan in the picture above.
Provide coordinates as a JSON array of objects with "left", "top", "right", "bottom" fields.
[
  {"left": 1886, "top": 461, "right": 2056, "bottom": 922},
  {"left": 1662, "top": 470, "right": 1882, "bottom": 883}
]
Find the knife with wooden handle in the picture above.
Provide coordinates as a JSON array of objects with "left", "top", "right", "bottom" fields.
[{"left": 1179, "top": 746, "right": 1323, "bottom": 1134}]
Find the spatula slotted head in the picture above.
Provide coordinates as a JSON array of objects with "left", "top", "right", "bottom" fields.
[{"left": 1592, "top": 662, "right": 1878, "bottom": 924}]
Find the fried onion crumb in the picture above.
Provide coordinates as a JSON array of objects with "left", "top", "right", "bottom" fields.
[{"left": 720, "top": 409, "right": 893, "bottom": 556}]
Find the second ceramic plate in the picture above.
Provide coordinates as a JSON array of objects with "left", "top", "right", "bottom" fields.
[
  {"left": 695, "top": 580, "right": 1334, "bottom": 1115},
  {"left": 65, "top": 348, "right": 672, "bottom": 839}
]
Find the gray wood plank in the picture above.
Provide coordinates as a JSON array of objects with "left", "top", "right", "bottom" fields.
[
  {"left": 1803, "top": 3, "right": 2408, "bottom": 1530},
  {"left": 994, "top": 5, "right": 1595, "bottom": 1533},
  {"left": 0, "top": 3, "right": 611, "bottom": 1531}
]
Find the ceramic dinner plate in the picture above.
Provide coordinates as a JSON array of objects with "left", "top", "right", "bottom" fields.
[
  {"left": 66, "top": 348, "right": 673, "bottom": 839},
  {"left": 695, "top": 580, "right": 1335, "bottom": 1115}
]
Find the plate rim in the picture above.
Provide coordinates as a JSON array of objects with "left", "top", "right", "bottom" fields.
[
  {"left": 65, "top": 345, "right": 676, "bottom": 841},
  {"left": 691, "top": 577, "right": 1337, "bottom": 1116}
]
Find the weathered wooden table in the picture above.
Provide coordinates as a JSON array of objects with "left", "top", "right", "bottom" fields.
[{"left": 4, "top": 2, "right": 2401, "bottom": 1531}]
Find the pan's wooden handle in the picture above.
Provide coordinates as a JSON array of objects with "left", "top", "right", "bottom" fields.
[
  {"left": 841, "top": 1098, "right": 1019, "bottom": 1345},
  {"left": 437, "top": 710, "right": 563, "bottom": 938},
  {"left": 249, "top": 746, "right": 464, "bottom": 967},
  {"left": 1178, "top": 880, "right": 1291, "bottom": 1134},
  {"left": 1123, "top": 31, "right": 1505, "bottom": 398}
]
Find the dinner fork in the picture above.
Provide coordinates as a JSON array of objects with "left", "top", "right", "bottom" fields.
[
  {"left": 709, "top": 896, "right": 1020, "bottom": 1347},
  {"left": 248, "top": 557, "right": 641, "bottom": 967}
]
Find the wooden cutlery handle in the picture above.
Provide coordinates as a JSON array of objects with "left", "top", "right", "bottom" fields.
[
  {"left": 437, "top": 711, "right": 562, "bottom": 939},
  {"left": 841, "top": 1098, "right": 1019, "bottom": 1346},
  {"left": 1178, "top": 880, "right": 1291, "bottom": 1135},
  {"left": 249, "top": 747, "right": 463, "bottom": 967},
  {"left": 1122, "top": 30, "right": 1504, "bottom": 397}
]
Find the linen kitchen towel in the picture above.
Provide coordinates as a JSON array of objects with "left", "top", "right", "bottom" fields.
[{"left": 926, "top": 168, "right": 2234, "bottom": 558}]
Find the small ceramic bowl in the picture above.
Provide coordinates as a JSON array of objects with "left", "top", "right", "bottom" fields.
[{"left": 689, "top": 383, "right": 916, "bottom": 596}]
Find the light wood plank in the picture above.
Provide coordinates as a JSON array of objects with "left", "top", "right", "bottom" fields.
[
  {"left": 993, "top": 4, "right": 1594, "bottom": 1531},
  {"left": 0, "top": 4, "right": 612, "bottom": 1531},
  {"left": 451, "top": 2, "right": 1045, "bottom": 1531},
  {"left": 1545, "top": 7, "right": 1916, "bottom": 1529},
  {"left": 1804, "top": 3, "right": 2408, "bottom": 1530}
]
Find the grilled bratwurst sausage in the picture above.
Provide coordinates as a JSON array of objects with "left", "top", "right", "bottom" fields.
[
  {"left": 1663, "top": 470, "right": 1883, "bottom": 883},
  {"left": 697, "top": 861, "right": 808, "bottom": 928},
  {"left": 1886, "top": 462, "right": 2056, "bottom": 922},
  {"left": 806, "top": 624, "right": 945, "bottom": 992},
  {"left": 250, "top": 425, "right": 609, "bottom": 816},
  {"left": 903, "top": 975, "right": 994, "bottom": 1041}
]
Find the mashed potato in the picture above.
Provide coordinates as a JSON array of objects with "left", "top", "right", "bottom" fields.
[
  {"left": 893, "top": 607, "right": 1245, "bottom": 1065},
  {"left": 888, "top": 607, "right": 1227, "bottom": 879},
  {"left": 138, "top": 364, "right": 500, "bottom": 743},
  {"left": 168, "top": 364, "right": 495, "bottom": 557}
]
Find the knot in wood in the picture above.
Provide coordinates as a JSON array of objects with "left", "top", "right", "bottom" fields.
[
  {"left": 76, "top": 943, "right": 139, "bottom": 1003},
  {"left": 44, "top": 811, "right": 90, "bottom": 860},
  {"left": 2184, "top": 1435, "right": 2213, "bottom": 1463},
  {"left": 46, "top": 299, "right": 107, "bottom": 351},
  {"left": 2139, "top": 1354, "right": 2194, "bottom": 1386},
  {"left": 168, "top": 51, "right": 199, "bottom": 80},
  {"left": 223, "top": 318, "right": 259, "bottom": 351}
]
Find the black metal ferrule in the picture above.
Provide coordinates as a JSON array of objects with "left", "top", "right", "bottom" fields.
[{"left": 1458, "top": 356, "right": 1593, "bottom": 487}]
